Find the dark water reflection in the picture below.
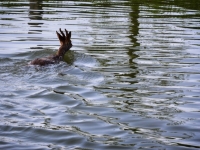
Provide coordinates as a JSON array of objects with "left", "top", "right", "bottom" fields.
[{"left": 0, "top": 0, "right": 200, "bottom": 149}]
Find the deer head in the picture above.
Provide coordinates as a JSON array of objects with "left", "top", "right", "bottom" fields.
[{"left": 56, "top": 28, "right": 72, "bottom": 57}]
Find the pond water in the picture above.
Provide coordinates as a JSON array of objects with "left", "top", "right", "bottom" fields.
[{"left": 0, "top": 0, "right": 200, "bottom": 149}]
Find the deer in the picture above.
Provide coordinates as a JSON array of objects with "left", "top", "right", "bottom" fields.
[{"left": 30, "top": 28, "right": 72, "bottom": 66}]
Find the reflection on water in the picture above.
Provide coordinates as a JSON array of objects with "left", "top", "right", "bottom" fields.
[
  {"left": 28, "top": 0, "right": 43, "bottom": 33},
  {"left": 0, "top": 0, "right": 200, "bottom": 149}
]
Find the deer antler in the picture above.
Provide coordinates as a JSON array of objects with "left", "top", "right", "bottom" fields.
[
  {"left": 56, "top": 28, "right": 71, "bottom": 45},
  {"left": 59, "top": 28, "right": 65, "bottom": 38}
]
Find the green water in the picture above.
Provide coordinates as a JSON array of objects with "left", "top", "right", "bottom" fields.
[{"left": 0, "top": 0, "right": 200, "bottom": 149}]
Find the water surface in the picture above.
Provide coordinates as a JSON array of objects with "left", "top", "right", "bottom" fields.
[{"left": 0, "top": 0, "right": 200, "bottom": 149}]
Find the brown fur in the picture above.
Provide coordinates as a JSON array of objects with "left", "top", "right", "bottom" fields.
[{"left": 30, "top": 28, "right": 72, "bottom": 66}]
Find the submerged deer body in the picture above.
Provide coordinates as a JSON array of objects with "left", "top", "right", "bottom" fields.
[{"left": 30, "top": 28, "right": 72, "bottom": 66}]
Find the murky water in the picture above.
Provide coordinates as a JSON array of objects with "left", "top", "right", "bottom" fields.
[{"left": 0, "top": 0, "right": 200, "bottom": 149}]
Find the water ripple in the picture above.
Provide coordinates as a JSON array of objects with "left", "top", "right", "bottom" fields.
[{"left": 0, "top": 0, "right": 200, "bottom": 149}]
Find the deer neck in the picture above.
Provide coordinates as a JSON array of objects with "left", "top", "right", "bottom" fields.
[
  {"left": 56, "top": 44, "right": 69, "bottom": 57},
  {"left": 53, "top": 44, "right": 71, "bottom": 62}
]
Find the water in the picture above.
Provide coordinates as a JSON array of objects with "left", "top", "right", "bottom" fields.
[{"left": 0, "top": 0, "right": 200, "bottom": 149}]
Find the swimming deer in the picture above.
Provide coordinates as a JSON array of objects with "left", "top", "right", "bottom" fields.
[{"left": 30, "top": 28, "right": 72, "bottom": 66}]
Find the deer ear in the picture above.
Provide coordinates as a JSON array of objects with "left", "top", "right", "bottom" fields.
[{"left": 56, "top": 31, "right": 64, "bottom": 45}]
